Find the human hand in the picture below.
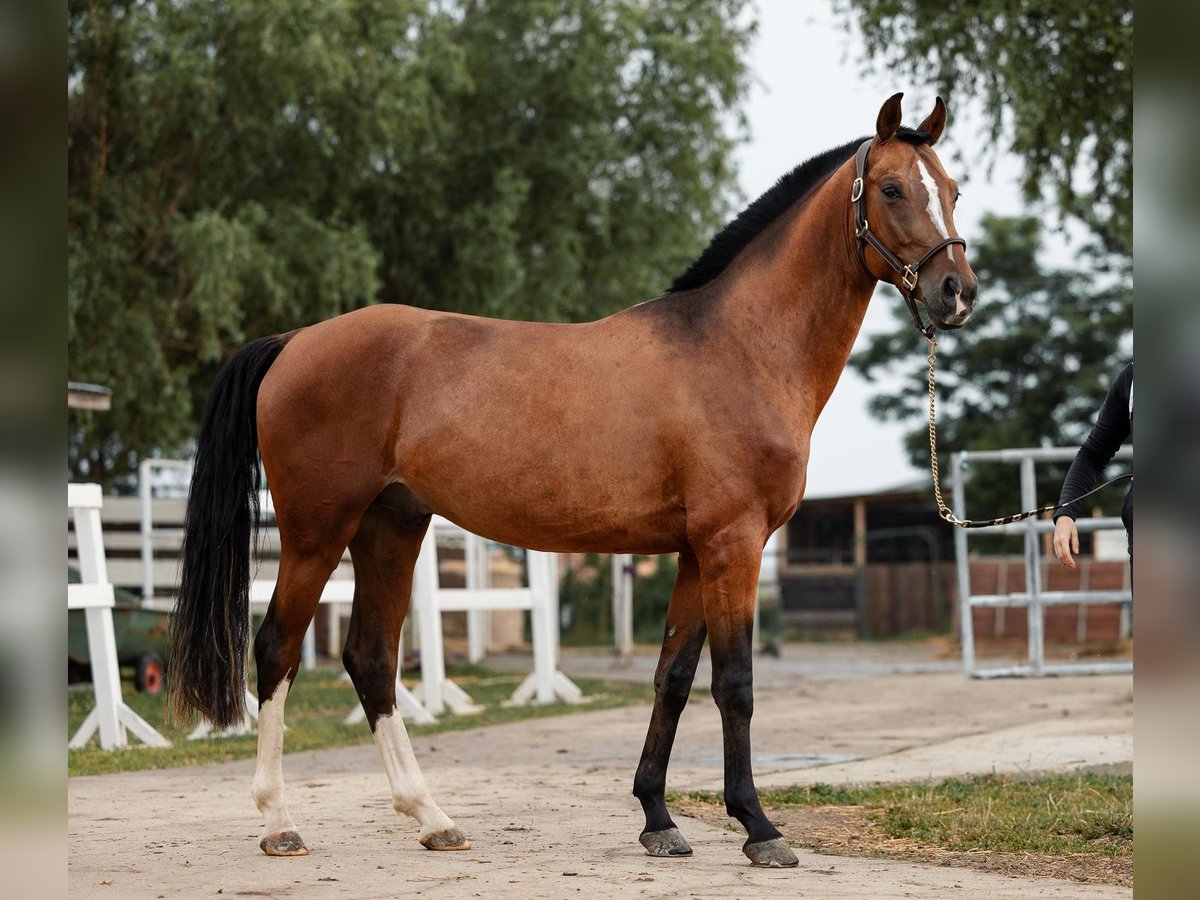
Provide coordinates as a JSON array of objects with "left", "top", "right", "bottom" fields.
[{"left": 1053, "top": 517, "right": 1079, "bottom": 569}]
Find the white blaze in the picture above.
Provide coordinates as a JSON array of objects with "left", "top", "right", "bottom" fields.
[{"left": 916, "top": 158, "right": 954, "bottom": 262}]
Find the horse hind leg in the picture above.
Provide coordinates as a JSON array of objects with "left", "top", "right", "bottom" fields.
[
  {"left": 343, "top": 490, "right": 469, "bottom": 851},
  {"left": 633, "top": 549, "right": 706, "bottom": 857},
  {"left": 252, "top": 541, "right": 349, "bottom": 857}
]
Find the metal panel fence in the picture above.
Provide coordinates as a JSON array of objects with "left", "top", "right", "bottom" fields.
[{"left": 952, "top": 446, "right": 1132, "bottom": 678}]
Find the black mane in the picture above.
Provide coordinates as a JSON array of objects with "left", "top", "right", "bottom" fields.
[{"left": 667, "top": 127, "right": 932, "bottom": 294}]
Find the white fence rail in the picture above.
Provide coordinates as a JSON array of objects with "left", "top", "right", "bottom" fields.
[
  {"left": 415, "top": 517, "right": 581, "bottom": 715},
  {"left": 129, "top": 462, "right": 583, "bottom": 732}
]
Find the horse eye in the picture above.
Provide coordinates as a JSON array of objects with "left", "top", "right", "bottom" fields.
[
  {"left": 954, "top": 191, "right": 962, "bottom": 204},
  {"left": 882, "top": 184, "right": 901, "bottom": 200}
]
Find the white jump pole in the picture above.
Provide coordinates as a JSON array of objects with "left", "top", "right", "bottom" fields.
[
  {"left": 414, "top": 523, "right": 481, "bottom": 716},
  {"left": 611, "top": 554, "right": 634, "bottom": 661},
  {"left": 68, "top": 483, "right": 170, "bottom": 751},
  {"left": 509, "top": 551, "right": 582, "bottom": 706},
  {"left": 465, "top": 532, "right": 491, "bottom": 663}
]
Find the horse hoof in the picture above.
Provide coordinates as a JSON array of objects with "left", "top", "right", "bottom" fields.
[
  {"left": 640, "top": 827, "right": 693, "bottom": 857},
  {"left": 743, "top": 836, "right": 798, "bottom": 868},
  {"left": 260, "top": 830, "right": 309, "bottom": 857},
  {"left": 420, "top": 827, "right": 471, "bottom": 851}
]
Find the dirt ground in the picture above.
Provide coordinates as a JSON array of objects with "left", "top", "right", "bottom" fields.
[
  {"left": 68, "top": 645, "right": 1133, "bottom": 898},
  {"left": 672, "top": 797, "right": 1132, "bottom": 887}
]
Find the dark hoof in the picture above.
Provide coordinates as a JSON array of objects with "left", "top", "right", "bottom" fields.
[
  {"left": 743, "top": 836, "right": 798, "bottom": 868},
  {"left": 640, "top": 827, "right": 693, "bottom": 857},
  {"left": 420, "top": 827, "right": 471, "bottom": 851},
  {"left": 260, "top": 830, "right": 309, "bottom": 857}
]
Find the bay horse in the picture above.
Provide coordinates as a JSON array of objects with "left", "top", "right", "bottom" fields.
[{"left": 169, "top": 93, "right": 977, "bottom": 868}]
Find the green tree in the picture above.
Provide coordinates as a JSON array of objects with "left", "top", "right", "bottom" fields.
[
  {"left": 836, "top": 0, "right": 1132, "bottom": 257},
  {"left": 851, "top": 214, "right": 1132, "bottom": 521},
  {"left": 68, "top": 0, "right": 754, "bottom": 485}
]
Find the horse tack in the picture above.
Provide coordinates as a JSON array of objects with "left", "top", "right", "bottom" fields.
[{"left": 852, "top": 138, "right": 966, "bottom": 339}]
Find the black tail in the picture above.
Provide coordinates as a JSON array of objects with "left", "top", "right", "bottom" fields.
[{"left": 168, "top": 335, "right": 286, "bottom": 727}]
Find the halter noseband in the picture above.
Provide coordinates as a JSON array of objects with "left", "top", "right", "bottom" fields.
[{"left": 851, "top": 138, "right": 966, "bottom": 339}]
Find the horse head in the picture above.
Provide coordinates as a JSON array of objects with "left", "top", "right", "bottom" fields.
[{"left": 855, "top": 93, "right": 978, "bottom": 331}]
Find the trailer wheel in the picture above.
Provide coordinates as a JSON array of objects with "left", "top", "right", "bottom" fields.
[{"left": 136, "top": 653, "right": 165, "bottom": 693}]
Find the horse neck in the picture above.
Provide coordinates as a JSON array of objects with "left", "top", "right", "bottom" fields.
[{"left": 722, "top": 162, "right": 877, "bottom": 421}]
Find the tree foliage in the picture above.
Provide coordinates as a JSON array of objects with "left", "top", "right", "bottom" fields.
[
  {"left": 851, "top": 215, "right": 1132, "bottom": 518},
  {"left": 68, "top": 0, "right": 754, "bottom": 484},
  {"left": 836, "top": 0, "right": 1133, "bottom": 257}
]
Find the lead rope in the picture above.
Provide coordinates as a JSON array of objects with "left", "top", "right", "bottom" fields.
[{"left": 923, "top": 335, "right": 1132, "bottom": 529}]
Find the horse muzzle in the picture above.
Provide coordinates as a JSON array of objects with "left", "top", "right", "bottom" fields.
[{"left": 926, "top": 272, "right": 977, "bottom": 329}]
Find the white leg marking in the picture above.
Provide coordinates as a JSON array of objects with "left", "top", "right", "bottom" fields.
[
  {"left": 916, "top": 158, "right": 954, "bottom": 261},
  {"left": 373, "top": 709, "right": 456, "bottom": 838},
  {"left": 251, "top": 678, "right": 299, "bottom": 839}
]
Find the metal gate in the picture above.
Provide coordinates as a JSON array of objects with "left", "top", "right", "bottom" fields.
[{"left": 951, "top": 446, "right": 1132, "bottom": 678}]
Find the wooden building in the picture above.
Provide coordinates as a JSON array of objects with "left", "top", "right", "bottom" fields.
[{"left": 778, "top": 480, "right": 958, "bottom": 639}]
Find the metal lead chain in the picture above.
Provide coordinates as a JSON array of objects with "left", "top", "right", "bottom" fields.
[
  {"left": 924, "top": 336, "right": 1132, "bottom": 529},
  {"left": 925, "top": 335, "right": 966, "bottom": 526}
]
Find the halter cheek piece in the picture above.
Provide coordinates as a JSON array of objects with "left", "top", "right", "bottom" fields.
[{"left": 851, "top": 138, "right": 966, "bottom": 339}]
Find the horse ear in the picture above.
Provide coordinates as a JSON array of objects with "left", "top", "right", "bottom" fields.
[
  {"left": 876, "top": 92, "right": 903, "bottom": 143},
  {"left": 917, "top": 97, "right": 947, "bottom": 145}
]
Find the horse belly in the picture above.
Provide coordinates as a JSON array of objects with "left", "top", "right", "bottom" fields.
[{"left": 396, "top": 412, "right": 685, "bottom": 554}]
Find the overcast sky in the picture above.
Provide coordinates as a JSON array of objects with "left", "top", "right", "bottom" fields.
[{"left": 734, "top": 1, "right": 1032, "bottom": 498}]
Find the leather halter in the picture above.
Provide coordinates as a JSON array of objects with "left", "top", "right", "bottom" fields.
[{"left": 851, "top": 138, "right": 966, "bottom": 339}]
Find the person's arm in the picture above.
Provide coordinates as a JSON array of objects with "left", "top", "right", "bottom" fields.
[{"left": 1053, "top": 364, "right": 1132, "bottom": 568}]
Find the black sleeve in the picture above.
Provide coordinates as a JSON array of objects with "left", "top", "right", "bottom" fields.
[{"left": 1055, "top": 363, "right": 1133, "bottom": 521}]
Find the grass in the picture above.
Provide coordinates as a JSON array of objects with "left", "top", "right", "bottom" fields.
[
  {"left": 69, "top": 662, "right": 652, "bottom": 777},
  {"left": 672, "top": 772, "right": 1132, "bottom": 858}
]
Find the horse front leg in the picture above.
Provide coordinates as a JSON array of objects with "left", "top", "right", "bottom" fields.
[
  {"left": 695, "top": 531, "right": 798, "bottom": 868},
  {"left": 633, "top": 549, "right": 706, "bottom": 856}
]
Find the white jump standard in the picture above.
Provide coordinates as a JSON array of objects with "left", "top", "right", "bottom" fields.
[
  {"left": 68, "top": 483, "right": 170, "bottom": 751},
  {"left": 414, "top": 516, "right": 581, "bottom": 716}
]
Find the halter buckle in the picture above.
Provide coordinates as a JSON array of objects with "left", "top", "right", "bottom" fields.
[
  {"left": 850, "top": 177, "right": 864, "bottom": 203},
  {"left": 901, "top": 265, "right": 919, "bottom": 291}
]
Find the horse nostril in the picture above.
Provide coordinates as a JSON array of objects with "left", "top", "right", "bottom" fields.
[{"left": 941, "top": 274, "right": 962, "bottom": 300}]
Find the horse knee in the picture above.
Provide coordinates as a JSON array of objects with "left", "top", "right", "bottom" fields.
[
  {"left": 711, "top": 667, "right": 754, "bottom": 715},
  {"left": 656, "top": 661, "right": 695, "bottom": 717}
]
